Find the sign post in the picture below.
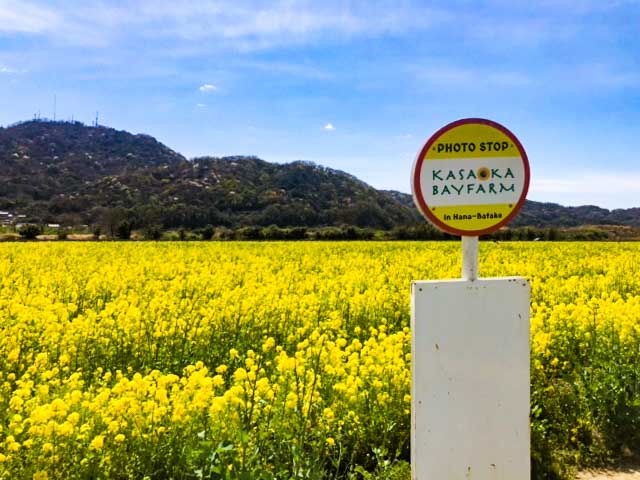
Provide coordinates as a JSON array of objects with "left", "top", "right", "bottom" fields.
[
  {"left": 461, "top": 236, "right": 479, "bottom": 281},
  {"left": 410, "top": 118, "right": 531, "bottom": 479}
]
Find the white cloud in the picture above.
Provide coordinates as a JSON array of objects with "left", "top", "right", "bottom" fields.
[
  {"left": 2, "top": 0, "right": 638, "bottom": 55},
  {"left": 0, "top": 1, "right": 448, "bottom": 51},
  {"left": 196, "top": 103, "right": 206, "bottom": 108},
  {"left": 571, "top": 63, "right": 640, "bottom": 88},
  {"left": 0, "top": 0, "right": 60, "bottom": 34},
  {"left": 411, "top": 60, "right": 640, "bottom": 96},
  {"left": 396, "top": 133, "right": 413, "bottom": 140},
  {"left": 129, "top": 1, "right": 445, "bottom": 42},
  {"left": 0, "top": 63, "right": 26, "bottom": 74},
  {"left": 411, "top": 65, "right": 532, "bottom": 88},
  {"left": 199, "top": 83, "right": 217, "bottom": 92},
  {"left": 533, "top": 174, "right": 640, "bottom": 195},
  {"left": 529, "top": 173, "right": 640, "bottom": 209},
  {"left": 239, "top": 60, "right": 333, "bottom": 80},
  {"left": 323, "top": 123, "right": 335, "bottom": 131},
  {"left": 410, "top": 60, "right": 640, "bottom": 93}
]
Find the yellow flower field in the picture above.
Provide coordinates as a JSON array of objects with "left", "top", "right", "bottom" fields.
[{"left": 1, "top": 241, "right": 639, "bottom": 479}]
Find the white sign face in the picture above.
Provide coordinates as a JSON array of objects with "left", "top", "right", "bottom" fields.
[
  {"left": 420, "top": 157, "right": 526, "bottom": 207},
  {"left": 412, "top": 278, "right": 530, "bottom": 480}
]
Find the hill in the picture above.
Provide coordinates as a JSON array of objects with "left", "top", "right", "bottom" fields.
[
  {"left": 387, "top": 190, "right": 640, "bottom": 229},
  {"left": 0, "top": 120, "right": 419, "bottom": 230},
  {"left": 1, "top": 119, "right": 639, "bottom": 235}
]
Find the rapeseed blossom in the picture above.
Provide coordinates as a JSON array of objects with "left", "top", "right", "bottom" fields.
[{"left": 0, "top": 241, "right": 638, "bottom": 478}]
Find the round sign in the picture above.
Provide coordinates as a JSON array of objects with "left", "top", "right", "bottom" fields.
[{"left": 411, "top": 118, "right": 530, "bottom": 236}]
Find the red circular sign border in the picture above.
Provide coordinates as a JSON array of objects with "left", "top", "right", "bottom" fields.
[{"left": 411, "top": 118, "right": 530, "bottom": 237}]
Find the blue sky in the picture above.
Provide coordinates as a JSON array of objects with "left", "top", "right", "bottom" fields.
[{"left": 1, "top": 0, "right": 639, "bottom": 208}]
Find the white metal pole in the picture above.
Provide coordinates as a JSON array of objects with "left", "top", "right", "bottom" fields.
[{"left": 461, "top": 236, "right": 479, "bottom": 281}]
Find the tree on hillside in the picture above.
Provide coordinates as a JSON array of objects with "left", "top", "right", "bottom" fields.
[
  {"left": 101, "top": 207, "right": 136, "bottom": 239},
  {"left": 17, "top": 224, "right": 42, "bottom": 240}
]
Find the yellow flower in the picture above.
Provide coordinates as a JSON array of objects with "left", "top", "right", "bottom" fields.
[
  {"left": 233, "top": 368, "right": 248, "bottom": 382},
  {"left": 89, "top": 435, "right": 104, "bottom": 451},
  {"left": 67, "top": 412, "right": 81, "bottom": 425},
  {"left": 262, "top": 337, "right": 276, "bottom": 352},
  {"left": 4, "top": 240, "right": 640, "bottom": 477},
  {"left": 285, "top": 392, "right": 298, "bottom": 410}
]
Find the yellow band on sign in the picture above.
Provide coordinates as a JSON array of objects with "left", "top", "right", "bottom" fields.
[
  {"left": 429, "top": 204, "right": 515, "bottom": 232},
  {"left": 411, "top": 119, "right": 530, "bottom": 236},
  {"left": 425, "top": 124, "right": 519, "bottom": 160}
]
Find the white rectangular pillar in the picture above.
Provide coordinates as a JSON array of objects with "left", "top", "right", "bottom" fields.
[{"left": 411, "top": 277, "right": 530, "bottom": 480}]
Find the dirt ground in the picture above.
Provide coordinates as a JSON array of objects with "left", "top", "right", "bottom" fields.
[{"left": 577, "top": 468, "right": 640, "bottom": 479}]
